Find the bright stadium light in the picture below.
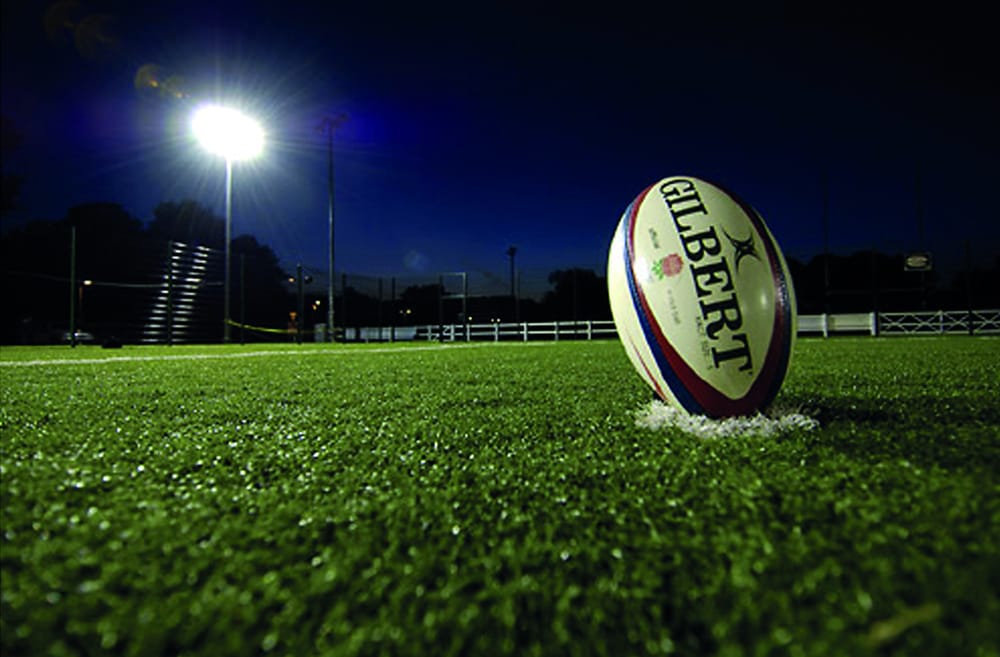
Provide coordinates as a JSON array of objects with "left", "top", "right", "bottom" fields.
[
  {"left": 192, "top": 105, "right": 264, "bottom": 162},
  {"left": 192, "top": 104, "right": 265, "bottom": 342}
]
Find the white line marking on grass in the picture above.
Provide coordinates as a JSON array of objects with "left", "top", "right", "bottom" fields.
[
  {"left": 635, "top": 400, "right": 819, "bottom": 438},
  {"left": 0, "top": 342, "right": 554, "bottom": 368}
]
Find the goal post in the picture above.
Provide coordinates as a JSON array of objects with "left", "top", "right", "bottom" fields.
[{"left": 438, "top": 272, "right": 468, "bottom": 341}]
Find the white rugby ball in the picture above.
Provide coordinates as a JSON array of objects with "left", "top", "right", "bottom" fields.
[{"left": 607, "top": 176, "right": 796, "bottom": 417}]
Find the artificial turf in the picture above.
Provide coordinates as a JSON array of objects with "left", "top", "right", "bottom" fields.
[{"left": 1, "top": 337, "right": 998, "bottom": 656}]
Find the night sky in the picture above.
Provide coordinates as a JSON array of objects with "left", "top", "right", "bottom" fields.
[{"left": 3, "top": 1, "right": 998, "bottom": 288}]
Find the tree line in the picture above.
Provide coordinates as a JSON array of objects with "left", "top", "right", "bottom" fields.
[
  {"left": 2, "top": 199, "right": 997, "bottom": 344},
  {"left": 3, "top": 201, "right": 289, "bottom": 344},
  {"left": 0, "top": 201, "right": 614, "bottom": 344},
  {"left": 787, "top": 250, "right": 999, "bottom": 314}
]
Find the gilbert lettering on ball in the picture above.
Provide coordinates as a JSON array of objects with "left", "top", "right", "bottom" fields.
[{"left": 607, "top": 176, "right": 796, "bottom": 418}]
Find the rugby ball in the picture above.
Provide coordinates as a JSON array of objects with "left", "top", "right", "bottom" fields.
[{"left": 607, "top": 176, "right": 796, "bottom": 417}]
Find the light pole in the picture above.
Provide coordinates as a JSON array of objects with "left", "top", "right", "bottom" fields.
[
  {"left": 319, "top": 114, "right": 347, "bottom": 343},
  {"left": 192, "top": 104, "right": 264, "bottom": 342}
]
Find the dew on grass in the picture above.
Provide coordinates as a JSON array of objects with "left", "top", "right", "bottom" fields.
[
  {"left": 261, "top": 632, "right": 279, "bottom": 652},
  {"left": 78, "top": 580, "right": 101, "bottom": 594},
  {"left": 3, "top": 339, "right": 997, "bottom": 655}
]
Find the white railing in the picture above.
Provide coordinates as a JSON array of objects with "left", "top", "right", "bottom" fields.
[
  {"left": 338, "top": 320, "right": 617, "bottom": 343},
  {"left": 415, "top": 320, "right": 619, "bottom": 342},
  {"left": 795, "top": 310, "right": 1000, "bottom": 336},
  {"left": 335, "top": 311, "right": 999, "bottom": 343},
  {"left": 878, "top": 309, "right": 1000, "bottom": 335},
  {"left": 797, "top": 313, "right": 877, "bottom": 337}
]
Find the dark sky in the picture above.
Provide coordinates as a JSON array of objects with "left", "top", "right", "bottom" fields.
[{"left": 3, "top": 0, "right": 998, "bottom": 286}]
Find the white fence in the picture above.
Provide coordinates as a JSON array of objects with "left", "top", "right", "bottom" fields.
[
  {"left": 797, "top": 310, "right": 1000, "bottom": 337},
  {"left": 879, "top": 309, "right": 1000, "bottom": 335},
  {"left": 335, "top": 310, "right": 1000, "bottom": 343},
  {"left": 415, "top": 320, "right": 618, "bottom": 342},
  {"left": 797, "top": 313, "right": 877, "bottom": 337},
  {"left": 335, "top": 320, "right": 618, "bottom": 342}
]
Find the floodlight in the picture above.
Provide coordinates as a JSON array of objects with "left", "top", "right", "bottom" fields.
[
  {"left": 192, "top": 104, "right": 264, "bottom": 162},
  {"left": 191, "top": 104, "right": 265, "bottom": 342}
]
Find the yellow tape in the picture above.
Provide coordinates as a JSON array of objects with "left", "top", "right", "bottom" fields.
[{"left": 226, "top": 319, "right": 313, "bottom": 335}]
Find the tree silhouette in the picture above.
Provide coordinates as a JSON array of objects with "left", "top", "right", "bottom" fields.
[
  {"left": 543, "top": 268, "right": 611, "bottom": 321},
  {"left": 1, "top": 200, "right": 293, "bottom": 343},
  {"left": 148, "top": 199, "right": 224, "bottom": 247},
  {"left": 398, "top": 284, "right": 444, "bottom": 325},
  {"left": 1, "top": 203, "right": 158, "bottom": 342},
  {"left": 147, "top": 200, "right": 292, "bottom": 335},
  {"left": 788, "top": 251, "right": 946, "bottom": 313},
  {"left": 230, "top": 234, "right": 294, "bottom": 329}
]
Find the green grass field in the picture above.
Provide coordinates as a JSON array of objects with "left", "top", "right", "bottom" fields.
[{"left": 1, "top": 338, "right": 998, "bottom": 657}]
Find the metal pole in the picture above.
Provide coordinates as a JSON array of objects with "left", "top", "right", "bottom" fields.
[
  {"left": 822, "top": 172, "right": 830, "bottom": 315},
  {"left": 69, "top": 224, "right": 77, "bottom": 347},
  {"left": 321, "top": 114, "right": 347, "bottom": 343},
  {"left": 224, "top": 157, "right": 233, "bottom": 343},
  {"left": 296, "top": 263, "right": 304, "bottom": 345},
  {"left": 327, "top": 125, "right": 335, "bottom": 343}
]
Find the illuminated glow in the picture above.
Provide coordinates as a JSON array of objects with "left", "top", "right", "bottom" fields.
[{"left": 191, "top": 105, "right": 265, "bottom": 161}]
